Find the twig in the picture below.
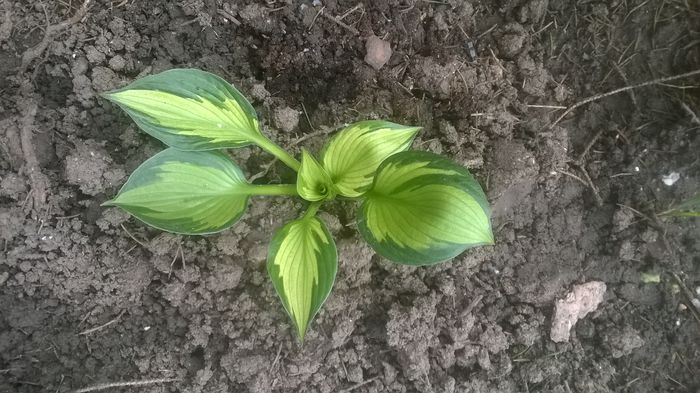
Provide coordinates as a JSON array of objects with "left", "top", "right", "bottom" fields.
[
  {"left": 527, "top": 104, "right": 567, "bottom": 109},
  {"left": 300, "top": 102, "right": 315, "bottom": 132},
  {"left": 679, "top": 101, "right": 700, "bottom": 125},
  {"left": 216, "top": 8, "right": 241, "bottom": 26},
  {"left": 268, "top": 343, "right": 283, "bottom": 373},
  {"left": 557, "top": 169, "right": 588, "bottom": 186},
  {"left": 477, "top": 24, "right": 498, "bottom": 39},
  {"left": 307, "top": 5, "right": 325, "bottom": 31},
  {"left": 119, "top": 224, "right": 148, "bottom": 249},
  {"left": 72, "top": 378, "right": 179, "bottom": 393},
  {"left": 612, "top": 62, "right": 638, "bottom": 107},
  {"left": 671, "top": 272, "right": 700, "bottom": 329},
  {"left": 549, "top": 68, "right": 700, "bottom": 128},
  {"left": 292, "top": 129, "right": 329, "bottom": 145},
  {"left": 168, "top": 241, "right": 185, "bottom": 279},
  {"left": 338, "top": 4, "right": 364, "bottom": 20},
  {"left": 576, "top": 128, "right": 605, "bottom": 163},
  {"left": 321, "top": 10, "right": 360, "bottom": 36},
  {"left": 78, "top": 310, "right": 125, "bottom": 336},
  {"left": 460, "top": 294, "right": 484, "bottom": 318},
  {"left": 19, "top": 97, "right": 48, "bottom": 208},
  {"left": 20, "top": 0, "right": 92, "bottom": 72},
  {"left": 574, "top": 164, "right": 603, "bottom": 207},
  {"left": 339, "top": 377, "right": 379, "bottom": 393},
  {"left": 616, "top": 204, "right": 655, "bottom": 224}
]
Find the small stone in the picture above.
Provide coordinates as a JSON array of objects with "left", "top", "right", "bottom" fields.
[
  {"left": 661, "top": 172, "right": 680, "bottom": 186},
  {"left": 273, "top": 106, "right": 300, "bottom": 133},
  {"left": 550, "top": 281, "right": 606, "bottom": 343},
  {"left": 0, "top": 272, "right": 9, "bottom": 286},
  {"left": 364, "top": 35, "right": 392, "bottom": 70}
]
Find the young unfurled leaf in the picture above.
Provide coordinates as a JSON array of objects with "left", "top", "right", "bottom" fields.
[
  {"left": 267, "top": 215, "right": 337, "bottom": 339},
  {"left": 358, "top": 151, "right": 493, "bottom": 265},
  {"left": 297, "top": 150, "right": 336, "bottom": 202},
  {"left": 103, "top": 69, "right": 262, "bottom": 151},
  {"left": 321, "top": 120, "right": 420, "bottom": 197},
  {"left": 104, "top": 148, "right": 252, "bottom": 234}
]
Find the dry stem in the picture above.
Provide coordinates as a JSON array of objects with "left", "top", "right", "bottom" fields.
[
  {"left": 549, "top": 68, "right": 700, "bottom": 128},
  {"left": 20, "top": 0, "right": 92, "bottom": 72},
  {"left": 72, "top": 378, "right": 178, "bottom": 393}
]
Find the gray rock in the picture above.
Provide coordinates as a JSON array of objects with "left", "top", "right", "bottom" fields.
[{"left": 550, "top": 281, "right": 606, "bottom": 342}]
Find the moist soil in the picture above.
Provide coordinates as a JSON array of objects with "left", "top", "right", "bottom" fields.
[{"left": 1, "top": 0, "right": 699, "bottom": 392}]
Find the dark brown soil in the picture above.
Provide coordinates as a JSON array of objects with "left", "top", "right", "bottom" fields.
[{"left": 1, "top": 0, "right": 699, "bottom": 392}]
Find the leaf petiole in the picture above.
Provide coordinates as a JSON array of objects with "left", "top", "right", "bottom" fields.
[
  {"left": 247, "top": 184, "right": 299, "bottom": 196},
  {"left": 303, "top": 201, "right": 322, "bottom": 219},
  {"left": 253, "top": 135, "right": 301, "bottom": 172}
]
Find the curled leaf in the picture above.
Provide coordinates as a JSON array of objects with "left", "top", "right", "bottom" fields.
[{"left": 297, "top": 150, "right": 336, "bottom": 201}]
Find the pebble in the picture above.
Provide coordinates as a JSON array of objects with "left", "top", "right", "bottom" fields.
[
  {"left": 364, "top": 35, "right": 392, "bottom": 70},
  {"left": 550, "top": 281, "right": 606, "bottom": 343},
  {"left": 661, "top": 172, "right": 680, "bottom": 186}
]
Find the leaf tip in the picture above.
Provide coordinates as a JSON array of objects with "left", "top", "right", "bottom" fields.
[{"left": 407, "top": 125, "right": 422, "bottom": 134}]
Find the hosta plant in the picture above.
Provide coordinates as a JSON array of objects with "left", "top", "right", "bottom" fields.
[{"left": 102, "top": 69, "right": 493, "bottom": 339}]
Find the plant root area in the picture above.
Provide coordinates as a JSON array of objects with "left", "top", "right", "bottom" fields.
[{"left": 1, "top": 1, "right": 699, "bottom": 392}]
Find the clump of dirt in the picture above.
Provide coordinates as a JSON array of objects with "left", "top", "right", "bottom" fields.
[
  {"left": 65, "top": 139, "right": 125, "bottom": 196},
  {"left": 1, "top": 0, "right": 699, "bottom": 392}
]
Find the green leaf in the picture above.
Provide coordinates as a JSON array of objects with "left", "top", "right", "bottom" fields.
[
  {"left": 358, "top": 151, "right": 493, "bottom": 265},
  {"left": 104, "top": 148, "right": 251, "bottom": 234},
  {"left": 103, "top": 68, "right": 262, "bottom": 150},
  {"left": 321, "top": 120, "right": 420, "bottom": 197},
  {"left": 267, "top": 214, "right": 337, "bottom": 339},
  {"left": 297, "top": 149, "right": 336, "bottom": 201},
  {"left": 661, "top": 195, "right": 700, "bottom": 217}
]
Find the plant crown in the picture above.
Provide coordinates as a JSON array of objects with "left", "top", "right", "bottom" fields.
[{"left": 103, "top": 69, "right": 494, "bottom": 339}]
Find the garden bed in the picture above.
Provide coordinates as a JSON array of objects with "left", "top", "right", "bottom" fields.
[{"left": 1, "top": 0, "right": 699, "bottom": 391}]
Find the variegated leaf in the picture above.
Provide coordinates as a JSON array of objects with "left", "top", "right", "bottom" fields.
[
  {"left": 104, "top": 148, "right": 255, "bottom": 234},
  {"left": 321, "top": 120, "right": 420, "bottom": 197},
  {"left": 267, "top": 215, "right": 337, "bottom": 339},
  {"left": 103, "top": 69, "right": 262, "bottom": 150},
  {"left": 358, "top": 151, "right": 493, "bottom": 265}
]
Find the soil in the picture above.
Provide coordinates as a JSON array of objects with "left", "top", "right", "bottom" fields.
[{"left": 1, "top": 0, "right": 699, "bottom": 392}]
